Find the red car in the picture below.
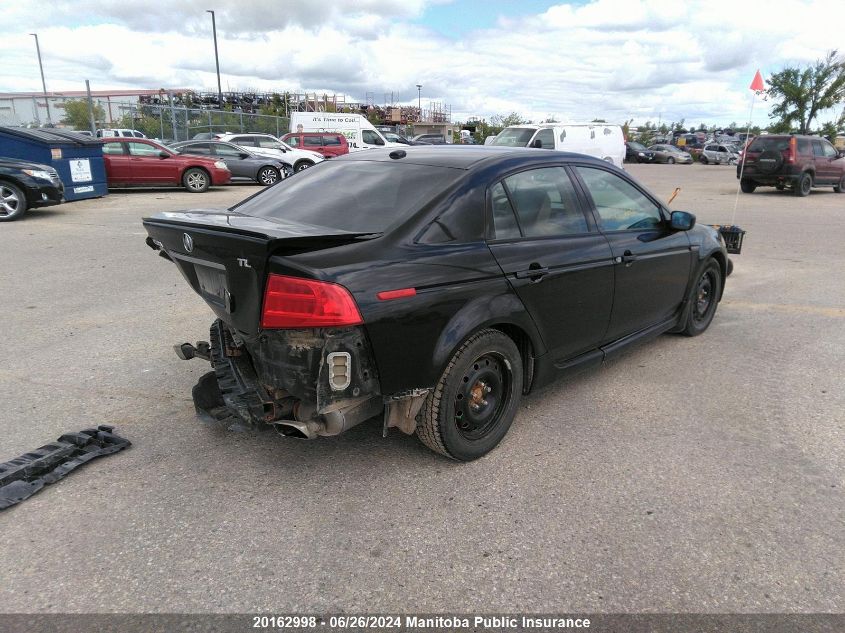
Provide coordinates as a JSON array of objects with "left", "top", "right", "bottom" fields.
[
  {"left": 98, "top": 138, "right": 230, "bottom": 192},
  {"left": 281, "top": 132, "right": 349, "bottom": 158}
]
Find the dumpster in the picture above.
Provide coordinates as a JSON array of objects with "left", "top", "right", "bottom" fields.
[{"left": 0, "top": 127, "right": 108, "bottom": 201}]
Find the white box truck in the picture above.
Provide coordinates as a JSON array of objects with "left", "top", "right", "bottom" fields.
[
  {"left": 490, "top": 123, "right": 626, "bottom": 168},
  {"left": 289, "top": 113, "right": 402, "bottom": 152}
]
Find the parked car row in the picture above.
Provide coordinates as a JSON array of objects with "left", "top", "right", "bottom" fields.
[{"left": 624, "top": 142, "right": 693, "bottom": 164}]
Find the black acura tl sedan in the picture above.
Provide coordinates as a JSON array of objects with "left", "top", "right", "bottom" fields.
[{"left": 143, "top": 146, "right": 731, "bottom": 461}]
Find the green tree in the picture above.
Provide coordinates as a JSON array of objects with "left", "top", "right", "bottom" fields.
[
  {"left": 61, "top": 99, "right": 104, "bottom": 130},
  {"left": 767, "top": 50, "right": 845, "bottom": 134}
]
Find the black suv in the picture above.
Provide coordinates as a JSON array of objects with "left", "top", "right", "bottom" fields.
[
  {"left": 738, "top": 134, "right": 845, "bottom": 196},
  {"left": 0, "top": 158, "right": 64, "bottom": 221}
]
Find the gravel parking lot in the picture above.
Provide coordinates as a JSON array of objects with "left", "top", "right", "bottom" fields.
[{"left": 1, "top": 164, "right": 842, "bottom": 613}]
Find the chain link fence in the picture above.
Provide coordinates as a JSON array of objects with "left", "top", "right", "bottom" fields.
[{"left": 102, "top": 101, "right": 290, "bottom": 142}]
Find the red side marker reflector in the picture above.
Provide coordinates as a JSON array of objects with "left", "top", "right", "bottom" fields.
[{"left": 377, "top": 288, "right": 416, "bottom": 301}]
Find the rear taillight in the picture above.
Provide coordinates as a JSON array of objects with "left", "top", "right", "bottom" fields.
[
  {"left": 786, "top": 137, "right": 797, "bottom": 164},
  {"left": 260, "top": 274, "right": 362, "bottom": 329}
]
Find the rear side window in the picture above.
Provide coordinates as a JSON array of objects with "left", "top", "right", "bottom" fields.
[
  {"left": 121, "top": 131, "right": 133, "bottom": 137},
  {"left": 812, "top": 140, "right": 824, "bottom": 157},
  {"left": 102, "top": 142, "right": 124, "bottom": 155},
  {"left": 231, "top": 136, "right": 253, "bottom": 146},
  {"left": 797, "top": 138, "right": 811, "bottom": 154},
  {"left": 232, "top": 161, "right": 462, "bottom": 233},
  {"left": 490, "top": 183, "right": 521, "bottom": 239},
  {"left": 181, "top": 143, "right": 212, "bottom": 155},
  {"left": 574, "top": 166, "right": 662, "bottom": 231},
  {"left": 256, "top": 137, "right": 282, "bottom": 149},
  {"left": 499, "top": 167, "right": 588, "bottom": 237},
  {"left": 133, "top": 132, "right": 144, "bottom": 138},
  {"left": 303, "top": 135, "right": 322, "bottom": 147}
]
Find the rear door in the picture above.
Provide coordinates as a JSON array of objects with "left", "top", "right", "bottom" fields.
[
  {"left": 213, "top": 142, "right": 255, "bottom": 179},
  {"left": 571, "top": 164, "right": 692, "bottom": 341},
  {"left": 486, "top": 166, "right": 614, "bottom": 362},
  {"left": 303, "top": 134, "right": 325, "bottom": 157},
  {"left": 101, "top": 141, "right": 130, "bottom": 183}
]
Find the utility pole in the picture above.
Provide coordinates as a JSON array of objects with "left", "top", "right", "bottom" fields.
[
  {"left": 30, "top": 33, "right": 52, "bottom": 125},
  {"left": 85, "top": 80, "right": 96, "bottom": 134},
  {"left": 416, "top": 84, "right": 422, "bottom": 121},
  {"left": 207, "top": 10, "right": 223, "bottom": 108}
]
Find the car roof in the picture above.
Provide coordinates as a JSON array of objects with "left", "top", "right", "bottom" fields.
[{"left": 337, "top": 145, "right": 608, "bottom": 170}]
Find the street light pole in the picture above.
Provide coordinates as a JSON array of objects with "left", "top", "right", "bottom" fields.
[
  {"left": 207, "top": 10, "right": 223, "bottom": 108},
  {"left": 30, "top": 33, "right": 51, "bottom": 125},
  {"left": 416, "top": 84, "right": 422, "bottom": 121}
]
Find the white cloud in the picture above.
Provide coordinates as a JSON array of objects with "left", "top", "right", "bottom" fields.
[{"left": 2, "top": 0, "right": 843, "bottom": 127}]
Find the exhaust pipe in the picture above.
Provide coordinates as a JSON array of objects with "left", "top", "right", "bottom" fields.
[{"left": 272, "top": 397, "right": 383, "bottom": 439}]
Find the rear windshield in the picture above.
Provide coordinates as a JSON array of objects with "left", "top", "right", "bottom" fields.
[
  {"left": 748, "top": 137, "right": 790, "bottom": 152},
  {"left": 491, "top": 128, "right": 536, "bottom": 147},
  {"left": 231, "top": 161, "right": 462, "bottom": 233}
]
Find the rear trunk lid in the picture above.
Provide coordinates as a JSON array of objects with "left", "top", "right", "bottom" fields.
[{"left": 143, "top": 209, "right": 373, "bottom": 334}]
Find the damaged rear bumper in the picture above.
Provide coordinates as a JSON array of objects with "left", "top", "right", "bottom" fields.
[{"left": 188, "top": 319, "right": 428, "bottom": 439}]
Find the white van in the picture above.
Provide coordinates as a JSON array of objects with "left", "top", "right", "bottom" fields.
[
  {"left": 491, "top": 124, "right": 626, "bottom": 168},
  {"left": 289, "top": 113, "right": 403, "bottom": 152}
]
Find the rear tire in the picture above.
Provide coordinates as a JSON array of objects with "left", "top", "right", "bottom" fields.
[
  {"left": 416, "top": 329, "right": 523, "bottom": 461},
  {"left": 681, "top": 260, "right": 722, "bottom": 336},
  {"left": 740, "top": 179, "right": 756, "bottom": 193},
  {"left": 834, "top": 174, "right": 845, "bottom": 193},
  {"left": 794, "top": 172, "right": 812, "bottom": 197},
  {"left": 0, "top": 182, "right": 27, "bottom": 221},
  {"left": 257, "top": 166, "right": 280, "bottom": 186},
  {"left": 183, "top": 168, "right": 210, "bottom": 192}
]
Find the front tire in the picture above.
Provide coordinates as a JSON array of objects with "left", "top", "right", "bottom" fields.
[
  {"left": 740, "top": 179, "right": 756, "bottom": 193},
  {"left": 257, "top": 166, "right": 280, "bottom": 186},
  {"left": 699, "top": 155, "right": 708, "bottom": 165},
  {"left": 416, "top": 329, "right": 523, "bottom": 461},
  {"left": 794, "top": 172, "right": 812, "bottom": 197},
  {"left": 667, "top": 157, "right": 675, "bottom": 164},
  {"left": 294, "top": 160, "right": 314, "bottom": 173},
  {"left": 834, "top": 174, "right": 845, "bottom": 193},
  {"left": 182, "top": 168, "right": 210, "bottom": 192},
  {"left": 681, "top": 260, "right": 722, "bottom": 336},
  {"left": 0, "top": 182, "right": 27, "bottom": 221}
]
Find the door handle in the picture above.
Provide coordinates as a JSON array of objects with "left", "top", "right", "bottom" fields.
[
  {"left": 515, "top": 263, "right": 550, "bottom": 281},
  {"left": 620, "top": 250, "right": 637, "bottom": 266}
]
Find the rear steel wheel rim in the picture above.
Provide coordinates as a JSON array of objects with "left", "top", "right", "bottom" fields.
[
  {"left": 0, "top": 186, "right": 20, "bottom": 215},
  {"left": 454, "top": 353, "right": 510, "bottom": 440},
  {"left": 694, "top": 272, "right": 714, "bottom": 323}
]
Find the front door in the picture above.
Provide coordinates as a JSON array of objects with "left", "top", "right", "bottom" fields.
[
  {"left": 126, "top": 141, "right": 175, "bottom": 184},
  {"left": 571, "top": 164, "right": 693, "bottom": 342},
  {"left": 486, "top": 166, "right": 615, "bottom": 362}
]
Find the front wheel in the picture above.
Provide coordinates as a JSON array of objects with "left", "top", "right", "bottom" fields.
[
  {"left": 0, "top": 182, "right": 27, "bottom": 221},
  {"left": 834, "top": 174, "right": 845, "bottom": 193},
  {"left": 182, "top": 168, "right": 210, "bottom": 192},
  {"left": 294, "top": 160, "right": 314, "bottom": 173},
  {"left": 699, "top": 155, "right": 708, "bottom": 165},
  {"left": 257, "top": 166, "right": 280, "bottom": 186},
  {"left": 667, "top": 157, "right": 675, "bottom": 164},
  {"left": 416, "top": 329, "right": 523, "bottom": 461},
  {"left": 680, "top": 260, "right": 722, "bottom": 336},
  {"left": 740, "top": 179, "right": 756, "bottom": 193}
]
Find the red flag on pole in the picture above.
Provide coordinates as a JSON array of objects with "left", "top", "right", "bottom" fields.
[{"left": 750, "top": 70, "right": 764, "bottom": 91}]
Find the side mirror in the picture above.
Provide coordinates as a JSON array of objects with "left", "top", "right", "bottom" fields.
[
  {"left": 530, "top": 139, "right": 543, "bottom": 148},
  {"left": 158, "top": 151, "right": 170, "bottom": 159},
  {"left": 670, "top": 210, "right": 696, "bottom": 231}
]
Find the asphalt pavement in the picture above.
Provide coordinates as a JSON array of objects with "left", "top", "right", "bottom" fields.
[{"left": 0, "top": 165, "right": 842, "bottom": 613}]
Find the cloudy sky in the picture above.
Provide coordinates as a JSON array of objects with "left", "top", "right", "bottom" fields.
[{"left": 3, "top": 0, "right": 844, "bottom": 127}]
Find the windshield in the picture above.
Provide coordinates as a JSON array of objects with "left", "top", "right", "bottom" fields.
[
  {"left": 490, "top": 128, "right": 536, "bottom": 147},
  {"left": 628, "top": 142, "right": 646, "bottom": 151},
  {"left": 231, "top": 160, "right": 463, "bottom": 233}
]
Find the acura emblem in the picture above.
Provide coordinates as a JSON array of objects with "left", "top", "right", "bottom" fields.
[{"left": 182, "top": 233, "right": 194, "bottom": 253}]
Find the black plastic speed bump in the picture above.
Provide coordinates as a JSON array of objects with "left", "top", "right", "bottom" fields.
[{"left": 0, "top": 425, "right": 131, "bottom": 510}]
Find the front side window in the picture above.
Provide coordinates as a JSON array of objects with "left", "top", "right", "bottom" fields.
[
  {"left": 286, "top": 135, "right": 301, "bottom": 146},
  {"left": 127, "top": 142, "right": 164, "bottom": 157},
  {"left": 574, "top": 166, "right": 663, "bottom": 231},
  {"left": 813, "top": 140, "right": 825, "bottom": 157},
  {"left": 822, "top": 141, "right": 838, "bottom": 158},
  {"left": 533, "top": 128, "right": 555, "bottom": 149},
  {"left": 303, "top": 135, "right": 322, "bottom": 147},
  {"left": 362, "top": 130, "right": 384, "bottom": 145},
  {"left": 213, "top": 144, "right": 244, "bottom": 158}
]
